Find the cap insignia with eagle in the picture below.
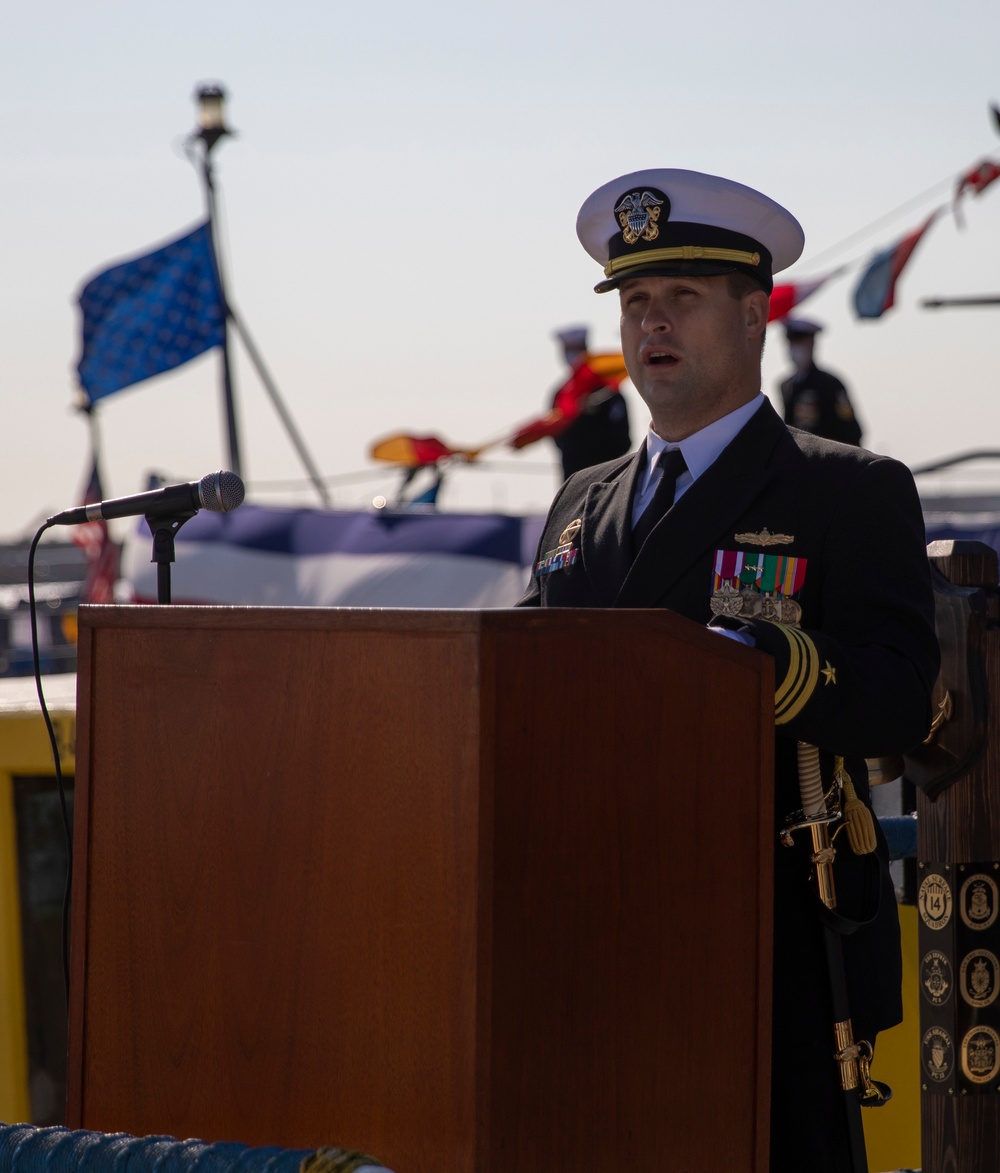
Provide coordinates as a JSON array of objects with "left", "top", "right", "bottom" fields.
[{"left": 576, "top": 168, "right": 805, "bottom": 294}]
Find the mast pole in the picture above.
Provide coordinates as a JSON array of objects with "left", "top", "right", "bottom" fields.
[{"left": 192, "top": 83, "right": 243, "bottom": 480}]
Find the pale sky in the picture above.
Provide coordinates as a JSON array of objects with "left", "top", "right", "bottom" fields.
[{"left": 3, "top": 0, "right": 999, "bottom": 538}]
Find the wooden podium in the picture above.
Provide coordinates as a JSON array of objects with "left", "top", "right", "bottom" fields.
[{"left": 67, "top": 606, "right": 775, "bottom": 1172}]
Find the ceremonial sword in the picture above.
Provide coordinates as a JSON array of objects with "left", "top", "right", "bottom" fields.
[{"left": 781, "top": 741, "right": 891, "bottom": 1173}]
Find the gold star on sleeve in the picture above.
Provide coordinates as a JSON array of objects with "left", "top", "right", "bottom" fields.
[{"left": 821, "top": 661, "right": 837, "bottom": 687}]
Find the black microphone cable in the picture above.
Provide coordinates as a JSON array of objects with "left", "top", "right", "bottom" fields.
[
  {"left": 27, "top": 519, "right": 74, "bottom": 1005},
  {"left": 29, "top": 469, "right": 245, "bottom": 1003}
]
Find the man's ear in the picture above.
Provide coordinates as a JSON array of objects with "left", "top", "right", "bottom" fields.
[{"left": 745, "top": 290, "right": 769, "bottom": 338}]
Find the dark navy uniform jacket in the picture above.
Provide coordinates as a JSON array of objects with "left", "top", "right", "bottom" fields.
[
  {"left": 780, "top": 361, "right": 863, "bottom": 446},
  {"left": 552, "top": 386, "right": 631, "bottom": 479},
  {"left": 518, "top": 398, "right": 939, "bottom": 1166}
]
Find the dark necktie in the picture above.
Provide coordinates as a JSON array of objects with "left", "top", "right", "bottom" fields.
[{"left": 631, "top": 447, "right": 687, "bottom": 555}]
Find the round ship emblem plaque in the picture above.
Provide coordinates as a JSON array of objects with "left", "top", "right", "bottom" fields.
[
  {"left": 921, "top": 950, "right": 953, "bottom": 1006},
  {"left": 960, "top": 873, "right": 999, "bottom": 931},
  {"left": 919, "top": 874, "right": 953, "bottom": 930},
  {"left": 922, "top": 1026, "right": 954, "bottom": 1083},
  {"left": 962, "top": 1026, "right": 1000, "bottom": 1084},
  {"left": 960, "top": 950, "right": 1000, "bottom": 1008}
]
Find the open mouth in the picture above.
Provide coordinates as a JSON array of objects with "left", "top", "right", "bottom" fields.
[{"left": 645, "top": 351, "right": 679, "bottom": 366}]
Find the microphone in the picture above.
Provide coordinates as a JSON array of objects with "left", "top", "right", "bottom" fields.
[{"left": 47, "top": 470, "right": 245, "bottom": 526}]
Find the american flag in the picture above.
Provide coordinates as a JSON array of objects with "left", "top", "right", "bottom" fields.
[{"left": 72, "top": 462, "right": 119, "bottom": 604}]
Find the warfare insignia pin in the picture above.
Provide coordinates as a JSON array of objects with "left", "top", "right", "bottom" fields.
[
  {"left": 614, "top": 191, "right": 665, "bottom": 245},
  {"left": 734, "top": 527, "right": 794, "bottom": 547},
  {"left": 558, "top": 519, "right": 583, "bottom": 546}
]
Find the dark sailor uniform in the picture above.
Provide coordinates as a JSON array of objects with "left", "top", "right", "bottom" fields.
[
  {"left": 552, "top": 382, "right": 630, "bottom": 478},
  {"left": 518, "top": 398, "right": 939, "bottom": 1171},
  {"left": 781, "top": 361, "right": 863, "bottom": 447}
]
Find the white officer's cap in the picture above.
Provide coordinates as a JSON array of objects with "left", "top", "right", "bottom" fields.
[{"left": 576, "top": 168, "right": 804, "bottom": 294}]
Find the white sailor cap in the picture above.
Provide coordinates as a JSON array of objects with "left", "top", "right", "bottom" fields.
[
  {"left": 553, "top": 325, "right": 589, "bottom": 350},
  {"left": 576, "top": 168, "right": 804, "bottom": 295}
]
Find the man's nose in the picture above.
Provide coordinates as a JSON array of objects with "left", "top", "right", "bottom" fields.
[{"left": 642, "top": 297, "right": 672, "bottom": 332}]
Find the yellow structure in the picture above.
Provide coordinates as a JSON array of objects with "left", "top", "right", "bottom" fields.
[
  {"left": 0, "top": 669, "right": 924, "bottom": 1158},
  {"left": 0, "top": 673, "right": 75, "bottom": 1124},
  {"left": 863, "top": 902, "right": 921, "bottom": 1172}
]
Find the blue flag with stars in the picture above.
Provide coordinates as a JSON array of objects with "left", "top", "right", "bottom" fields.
[{"left": 76, "top": 221, "right": 225, "bottom": 403}]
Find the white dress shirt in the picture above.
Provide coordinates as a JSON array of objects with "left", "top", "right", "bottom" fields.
[
  {"left": 630, "top": 393, "right": 765, "bottom": 647},
  {"left": 631, "top": 392, "right": 766, "bottom": 527}
]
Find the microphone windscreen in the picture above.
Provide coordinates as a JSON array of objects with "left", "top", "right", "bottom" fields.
[{"left": 199, "top": 471, "right": 246, "bottom": 513}]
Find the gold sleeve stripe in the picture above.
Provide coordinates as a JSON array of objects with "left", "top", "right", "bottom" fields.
[
  {"left": 773, "top": 625, "right": 806, "bottom": 718},
  {"left": 774, "top": 625, "right": 821, "bottom": 725},
  {"left": 604, "top": 245, "right": 762, "bottom": 278}
]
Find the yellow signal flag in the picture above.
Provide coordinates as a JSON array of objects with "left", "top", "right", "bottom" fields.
[{"left": 585, "top": 352, "right": 629, "bottom": 383}]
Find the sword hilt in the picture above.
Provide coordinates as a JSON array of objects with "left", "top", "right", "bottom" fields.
[
  {"left": 833, "top": 1027, "right": 893, "bottom": 1106},
  {"left": 858, "top": 1039, "right": 892, "bottom": 1107}
]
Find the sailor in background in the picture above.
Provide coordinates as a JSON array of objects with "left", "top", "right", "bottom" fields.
[
  {"left": 519, "top": 168, "right": 938, "bottom": 1172},
  {"left": 780, "top": 317, "right": 863, "bottom": 446},
  {"left": 550, "top": 325, "right": 631, "bottom": 479}
]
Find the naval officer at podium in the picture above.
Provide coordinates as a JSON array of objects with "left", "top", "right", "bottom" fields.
[{"left": 519, "top": 168, "right": 939, "bottom": 1173}]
